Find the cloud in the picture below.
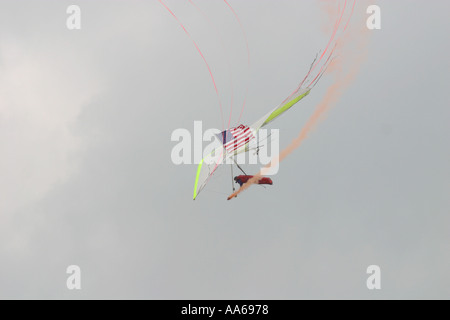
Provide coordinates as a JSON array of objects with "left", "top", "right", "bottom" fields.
[{"left": 0, "top": 39, "right": 102, "bottom": 254}]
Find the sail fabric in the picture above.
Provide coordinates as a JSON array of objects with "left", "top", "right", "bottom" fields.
[
  {"left": 193, "top": 145, "right": 226, "bottom": 200},
  {"left": 250, "top": 87, "right": 311, "bottom": 132},
  {"left": 215, "top": 125, "right": 255, "bottom": 154}
]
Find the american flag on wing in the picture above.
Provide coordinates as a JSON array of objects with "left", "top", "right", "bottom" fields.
[{"left": 216, "top": 124, "right": 255, "bottom": 154}]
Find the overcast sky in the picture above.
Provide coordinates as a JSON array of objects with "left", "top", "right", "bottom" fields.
[{"left": 0, "top": 0, "right": 449, "bottom": 299}]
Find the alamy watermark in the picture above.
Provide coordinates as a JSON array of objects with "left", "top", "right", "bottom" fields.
[
  {"left": 171, "top": 121, "right": 280, "bottom": 175},
  {"left": 66, "top": 5, "right": 81, "bottom": 30},
  {"left": 66, "top": 265, "right": 81, "bottom": 290},
  {"left": 366, "top": 265, "right": 381, "bottom": 290},
  {"left": 367, "top": 5, "right": 381, "bottom": 30}
]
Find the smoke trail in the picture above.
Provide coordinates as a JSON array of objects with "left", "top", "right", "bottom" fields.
[
  {"left": 280, "top": 0, "right": 345, "bottom": 106},
  {"left": 158, "top": 0, "right": 225, "bottom": 130},
  {"left": 228, "top": 1, "right": 370, "bottom": 200},
  {"left": 223, "top": 0, "right": 251, "bottom": 125},
  {"left": 188, "top": 0, "right": 235, "bottom": 129},
  {"left": 344, "top": 0, "right": 357, "bottom": 31}
]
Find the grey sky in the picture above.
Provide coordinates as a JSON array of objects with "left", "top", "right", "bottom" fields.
[{"left": 0, "top": 0, "right": 449, "bottom": 299}]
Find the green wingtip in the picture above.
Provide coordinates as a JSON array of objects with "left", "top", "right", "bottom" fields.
[{"left": 193, "top": 159, "right": 204, "bottom": 200}]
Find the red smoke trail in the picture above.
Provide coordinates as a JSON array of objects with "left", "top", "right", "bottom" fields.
[
  {"left": 227, "top": 1, "right": 369, "bottom": 200},
  {"left": 280, "top": 0, "right": 347, "bottom": 106},
  {"left": 223, "top": 0, "right": 250, "bottom": 66},
  {"left": 304, "top": 0, "right": 347, "bottom": 84},
  {"left": 224, "top": 0, "right": 251, "bottom": 125},
  {"left": 188, "top": 0, "right": 235, "bottom": 130},
  {"left": 344, "top": 0, "right": 356, "bottom": 31},
  {"left": 306, "top": 44, "right": 336, "bottom": 88},
  {"left": 159, "top": 0, "right": 225, "bottom": 130}
]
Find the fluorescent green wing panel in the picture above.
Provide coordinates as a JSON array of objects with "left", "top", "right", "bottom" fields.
[
  {"left": 263, "top": 88, "right": 311, "bottom": 126},
  {"left": 250, "top": 87, "right": 311, "bottom": 132},
  {"left": 193, "top": 145, "right": 226, "bottom": 200}
]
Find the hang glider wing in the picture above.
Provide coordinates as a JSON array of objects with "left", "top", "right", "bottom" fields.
[
  {"left": 250, "top": 87, "right": 311, "bottom": 133},
  {"left": 193, "top": 145, "right": 226, "bottom": 200},
  {"left": 194, "top": 87, "right": 311, "bottom": 200}
]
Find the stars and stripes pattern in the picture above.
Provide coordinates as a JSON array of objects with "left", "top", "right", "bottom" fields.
[{"left": 222, "top": 124, "right": 255, "bottom": 153}]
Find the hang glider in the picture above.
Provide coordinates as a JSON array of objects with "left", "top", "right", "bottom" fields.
[
  {"left": 193, "top": 87, "right": 311, "bottom": 200},
  {"left": 159, "top": 0, "right": 345, "bottom": 201}
]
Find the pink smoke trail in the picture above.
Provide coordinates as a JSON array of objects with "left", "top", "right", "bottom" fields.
[
  {"left": 228, "top": 1, "right": 369, "bottom": 200},
  {"left": 159, "top": 0, "right": 225, "bottom": 130},
  {"left": 280, "top": 0, "right": 347, "bottom": 107},
  {"left": 344, "top": 0, "right": 357, "bottom": 31},
  {"left": 224, "top": 0, "right": 251, "bottom": 125},
  {"left": 188, "top": 0, "right": 235, "bottom": 130}
]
